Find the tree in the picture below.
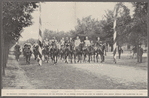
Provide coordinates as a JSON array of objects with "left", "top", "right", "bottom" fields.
[
  {"left": 74, "top": 16, "right": 103, "bottom": 42},
  {"left": 2, "top": 2, "right": 38, "bottom": 75},
  {"left": 127, "top": 2, "right": 148, "bottom": 62}
]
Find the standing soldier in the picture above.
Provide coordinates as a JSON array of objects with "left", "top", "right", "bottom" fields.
[
  {"left": 138, "top": 43, "right": 143, "bottom": 63},
  {"left": 118, "top": 46, "right": 123, "bottom": 59},
  {"left": 101, "top": 42, "right": 106, "bottom": 62}
]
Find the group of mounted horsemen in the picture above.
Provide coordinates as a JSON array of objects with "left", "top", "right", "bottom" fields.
[{"left": 14, "top": 36, "right": 106, "bottom": 65}]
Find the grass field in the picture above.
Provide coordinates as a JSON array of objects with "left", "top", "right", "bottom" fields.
[{"left": 2, "top": 51, "right": 148, "bottom": 89}]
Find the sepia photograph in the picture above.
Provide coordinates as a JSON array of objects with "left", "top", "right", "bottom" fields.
[{"left": 1, "top": 1, "right": 148, "bottom": 96}]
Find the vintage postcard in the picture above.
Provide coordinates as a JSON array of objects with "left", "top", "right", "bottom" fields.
[{"left": 1, "top": 1, "right": 148, "bottom": 97}]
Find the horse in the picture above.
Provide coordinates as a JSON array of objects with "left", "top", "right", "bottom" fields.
[
  {"left": 50, "top": 42, "right": 59, "bottom": 65},
  {"left": 59, "top": 45, "right": 65, "bottom": 60},
  {"left": 93, "top": 44, "right": 105, "bottom": 63},
  {"left": 14, "top": 44, "right": 21, "bottom": 61},
  {"left": 33, "top": 44, "right": 40, "bottom": 60},
  {"left": 74, "top": 42, "right": 84, "bottom": 63},
  {"left": 82, "top": 44, "right": 95, "bottom": 63},
  {"left": 42, "top": 45, "right": 50, "bottom": 63},
  {"left": 64, "top": 41, "right": 74, "bottom": 63},
  {"left": 23, "top": 45, "right": 32, "bottom": 64}
]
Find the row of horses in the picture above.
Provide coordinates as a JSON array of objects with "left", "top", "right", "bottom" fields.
[
  {"left": 35, "top": 41, "right": 106, "bottom": 65},
  {"left": 14, "top": 42, "right": 106, "bottom": 65}
]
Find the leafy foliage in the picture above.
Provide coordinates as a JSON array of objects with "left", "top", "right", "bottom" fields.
[{"left": 3, "top": 2, "right": 38, "bottom": 43}]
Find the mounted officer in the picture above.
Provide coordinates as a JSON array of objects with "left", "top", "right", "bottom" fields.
[
  {"left": 95, "top": 37, "right": 105, "bottom": 63},
  {"left": 64, "top": 37, "right": 70, "bottom": 49},
  {"left": 43, "top": 38, "right": 49, "bottom": 47},
  {"left": 84, "top": 36, "right": 91, "bottom": 48},
  {"left": 60, "top": 37, "right": 65, "bottom": 47},
  {"left": 96, "top": 37, "right": 102, "bottom": 47},
  {"left": 51, "top": 37, "right": 57, "bottom": 48},
  {"left": 74, "top": 36, "right": 81, "bottom": 50}
]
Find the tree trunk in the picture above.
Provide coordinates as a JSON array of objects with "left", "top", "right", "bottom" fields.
[
  {"left": 137, "top": 40, "right": 139, "bottom": 62},
  {"left": 3, "top": 41, "right": 10, "bottom": 76},
  {"left": 1, "top": 34, "right": 5, "bottom": 76}
]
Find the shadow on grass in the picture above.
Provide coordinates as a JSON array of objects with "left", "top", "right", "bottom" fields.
[{"left": 6, "top": 66, "right": 18, "bottom": 71}]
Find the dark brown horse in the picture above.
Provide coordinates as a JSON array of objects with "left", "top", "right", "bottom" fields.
[
  {"left": 50, "top": 42, "right": 59, "bottom": 65},
  {"left": 14, "top": 44, "right": 21, "bottom": 61},
  {"left": 23, "top": 44, "right": 32, "bottom": 64}
]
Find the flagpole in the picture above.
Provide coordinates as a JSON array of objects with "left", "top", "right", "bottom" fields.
[
  {"left": 38, "top": 2, "right": 43, "bottom": 66},
  {"left": 113, "top": 3, "right": 120, "bottom": 64}
]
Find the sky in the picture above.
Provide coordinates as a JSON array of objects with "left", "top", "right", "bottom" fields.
[{"left": 19, "top": 2, "right": 134, "bottom": 41}]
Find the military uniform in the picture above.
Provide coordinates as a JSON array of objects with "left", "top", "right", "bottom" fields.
[
  {"left": 84, "top": 39, "right": 91, "bottom": 47},
  {"left": 44, "top": 40, "right": 49, "bottom": 46},
  {"left": 138, "top": 46, "right": 143, "bottom": 63},
  {"left": 118, "top": 47, "right": 123, "bottom": 59},
  {"left": 96, "top": 40, "right": 102, "bottom": 47},
  {"left": 64, "top": 40, "right": 70, "bottom": 48},
  {"left": 60, "top": 39, "right": 65, "bottom": 46},
  {"left": 75, "top": 39, "right": 81, "bottom": 47}
]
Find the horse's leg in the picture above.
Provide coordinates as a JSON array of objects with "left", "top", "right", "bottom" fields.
[
  {"left": 84, "top": 54, "right": 86, "bottom": 62},
  {"left": 55, "top": 55, "right": 57, "bottom": 64},
  {"left": 88, "top": 53, "right": 90, "bottom": 63},
  {"left": 51, "top": 54, "right": 53, "bottom": 63},
  {"left": 26, "top": 56, "right": 28, "bottom": 64},
  {"left": 65, "top": 52, "right": 68, "bottom": 64},
  {"left": 90, "top": 53, "right": 92, "bottom": 61},
  {"left": 74, "top": 53, "right": 76, "bottom": 63},
  {"left": 70, "top": 52, "right": 73, "bottom": 63},
  {"left": 94, "top": 52, "right": 95, "bottom": 62},
  {"left": 18, "top": 55, "right": 20, "bottom": 61},
  {"left": 47, "top": 53, "right": 49, "bottom": 63},
  {"left": 16, "top": 54, "right": 18, "bottom": 61},
  {"left": 100, "top": 54, "right": 103, "bottom": 63},
  {"left": 96, "top": 53, "right": 99, "bottom": 62},
  {"left": 80, "top": 53, "right": 82, "bottom": 63},
  {"left": 28, "top": 55, "right": 30, "bottom": 64},
  {"left": 77, "top": 53, "right": 79, "bottom": 63}
]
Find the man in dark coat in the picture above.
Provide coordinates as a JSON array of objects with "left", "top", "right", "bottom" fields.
[
  {"left": 138, "top": 44, "right": 143, "bottom": 63},
  {"left": 118, "top": 46, "right": 123, "bottom": 59}
]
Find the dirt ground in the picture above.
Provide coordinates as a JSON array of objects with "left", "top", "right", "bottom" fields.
[{"left": 2, "top": 51, "right": 148, "bottom": 89}]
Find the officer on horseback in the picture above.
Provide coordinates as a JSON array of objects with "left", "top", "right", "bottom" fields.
[
  {"left": 44, "top": 38, "right": 49, "bottom": 46},
  {"left": 64, "top": 37, "right": 70, "bottom": 49},
  {"left": 95, "top": 37, "right": 105, "bottom": 63},
  {"left": 51, "top": 37, "right": 57, "bottom": 48},
  {"left": 60, "top": 37, "right": 65, "bottom": 47},
  {"left": 96, "top": 37, "right": 102, "bottom": 47},
  {"left": 74, "top": 36, "right": 81, "bottom": 49},
  {"left": 84, "top": 36, "right": 91, "bottom": 47}
]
